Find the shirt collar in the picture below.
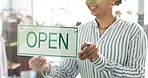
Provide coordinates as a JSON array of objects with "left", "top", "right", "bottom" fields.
[{"left": 93, "top": 16, "right": 121, "bottom": 29}]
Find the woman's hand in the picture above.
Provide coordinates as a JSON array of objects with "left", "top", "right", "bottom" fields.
[
  {"left": 28, "top": 56, "right": 51, "bottom": 72},
  {"left": 78, "top": 42, "right": 99, "bottom": 62}
]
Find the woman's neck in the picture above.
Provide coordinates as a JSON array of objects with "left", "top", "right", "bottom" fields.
[{"left": 95, "top": 14, "right": 116, "bottom": 29}]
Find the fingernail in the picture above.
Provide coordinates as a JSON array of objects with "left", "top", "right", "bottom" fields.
[
  {"left": 78, "top": 52, "right": 81, "bottom": 54},
  {"left": 37, "top": 56, "right": 41, "bottom": 59}
]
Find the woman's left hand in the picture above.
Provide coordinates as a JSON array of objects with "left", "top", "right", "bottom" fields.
[{"left": 78, "top": 42, "right": 99, "bottom": 62}]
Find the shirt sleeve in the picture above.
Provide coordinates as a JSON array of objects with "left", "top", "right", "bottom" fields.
[
  {"left": 42, "top": 58, "right": 79, "bottom": 78},
  {"left": 92, "top": 30, "right": 148, "bottom": 78}
]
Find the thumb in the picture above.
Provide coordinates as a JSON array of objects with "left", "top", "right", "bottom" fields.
[
  {"left": 42, "top": 63, "right": 51, "bottom": 72},
  {"left": 81, "top": 42, "right": 92, "bottom": 50}
]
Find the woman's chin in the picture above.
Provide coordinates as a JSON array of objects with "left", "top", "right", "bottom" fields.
[{"left": 91, "top": 12, "right": 97, "bottom": 16}]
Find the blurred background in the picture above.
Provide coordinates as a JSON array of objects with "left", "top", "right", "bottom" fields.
[{"left": 0, "top": 0, "right": 148, "bottom": 78}]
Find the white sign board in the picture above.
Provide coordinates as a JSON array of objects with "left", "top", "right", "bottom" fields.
[{"left": 17, "top": 25, "right": 78, "bottom": 58}]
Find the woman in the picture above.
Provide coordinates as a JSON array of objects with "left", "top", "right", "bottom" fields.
[{"left": 29, "top": 0, "right": 147, "bottom": 78}]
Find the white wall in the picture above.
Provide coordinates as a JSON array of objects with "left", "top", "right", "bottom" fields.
[
  {"left": 11, "top": 0, "right": 32, "bottom": 15},
  {"left": 0, "top": 0, "right": 11, "bottom": 11},
  {"left": 32, "top": 0, "right": 93, "bottom": 26},
  {"left": 144, "top": 0, "right": 148, "bottom": 25}
]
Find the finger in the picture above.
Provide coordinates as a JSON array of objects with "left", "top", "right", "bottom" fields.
[
  {"left": 81, "top": 44, "right": 96, "bottom": 55},
  {"left": 82, "top": 45, "right": 98, "bottom": 60},
  {"left": 89, "top": 50, "right": 98, "bottom": 60},
  {"left": 81, "top": 42, "right": 92, "bottom": 50},
  {"left": 29, "top": 57, "right": 45, "bottom": 69},
  {"left": 87, "top": 44, "right": 96, "bottom": 51},
  {"left": 31, "top": 58, "right": 46, "bottom": 71},
  {"left": 28, "top": 57, "right": 37, "bottom": 65},
  {"left": 42, "top": 63, "right": 51, "bottom": 72},
  {"left": 78, "top": 52, "right": 85, "bottom": 60},
  {"left": 78, "top": 45, "right": 96, "bottom": 60},
  {"left": 31, "top": 58, "right": 45, "bottom": 68},
  {"left": 29, "top": 57, "right": 39, "bottom": 68},
  {"left": 29, "top": 57, "right": 41, "bottom": 66},
  {"left": 28, "top": 56, "right": 43, "bottom": 65},
  {"left": 83, "top": 46, "right": 97, "bottom": 58}
]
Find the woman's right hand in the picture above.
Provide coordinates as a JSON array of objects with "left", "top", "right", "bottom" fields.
[{"left": 28, "top": 56, "right": 51, "bottom": 72}]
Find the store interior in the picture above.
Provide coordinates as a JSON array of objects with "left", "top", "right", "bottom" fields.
[{"left": 0, "top": 0, "right": 148, "bottom": 78}]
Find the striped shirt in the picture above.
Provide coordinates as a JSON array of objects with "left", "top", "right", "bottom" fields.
[{"left": 43, "top": 17, "right": 148, "bottom": 78}]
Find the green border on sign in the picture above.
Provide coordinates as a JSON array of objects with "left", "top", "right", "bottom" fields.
[{"left": 17, "top": 24, "right": 78, "bottom": 58}]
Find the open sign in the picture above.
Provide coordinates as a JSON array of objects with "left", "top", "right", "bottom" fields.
[{"left": 17, "top": 25, "right": 78, "bottom": 58}]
